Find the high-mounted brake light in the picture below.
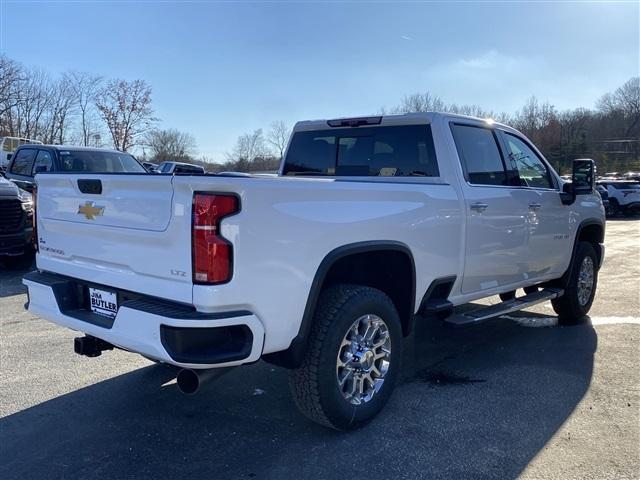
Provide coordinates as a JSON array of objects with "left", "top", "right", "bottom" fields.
[
  {"left": 192, "top": 193, "right": 239, "bottom": 284},
  {"left": 327, "top": 116, "right": 382, "bottom": 128}
]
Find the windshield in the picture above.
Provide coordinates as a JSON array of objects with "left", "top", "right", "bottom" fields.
[{"left": 58, "top": 150, "right": 145, "bottom": 173}]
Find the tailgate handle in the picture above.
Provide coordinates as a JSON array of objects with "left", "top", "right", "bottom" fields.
[{"left": 78, "top": 179, "right": 102, "bottom": 195}]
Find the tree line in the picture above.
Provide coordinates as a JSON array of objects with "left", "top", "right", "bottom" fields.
[
  {"left": 1, "top": 53, "right": 638, "bottom": 174},
  {"left": 383, "top": 77, "right": 639, "bottom": 174}
]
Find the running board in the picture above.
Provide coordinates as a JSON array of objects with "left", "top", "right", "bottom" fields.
[{"left": 444, "top": 288, "right": 564, "bottom": 327}]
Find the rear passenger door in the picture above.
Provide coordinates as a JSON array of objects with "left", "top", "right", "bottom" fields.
[{"left": 450, "top": 123, "right": 532, "bottom": 294}]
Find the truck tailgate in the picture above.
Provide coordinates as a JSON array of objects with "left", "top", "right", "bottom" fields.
[{"left": 35, "top": 174, "right": 194, "bottom": 303}]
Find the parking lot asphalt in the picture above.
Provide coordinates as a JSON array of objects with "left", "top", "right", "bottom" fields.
[{"left": 1, "top": 219, "right": 638, "bottom": 480}]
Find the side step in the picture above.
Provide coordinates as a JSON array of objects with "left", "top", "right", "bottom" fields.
[{"left": 444, "top": 288, "right": 564, "bottom": 327}]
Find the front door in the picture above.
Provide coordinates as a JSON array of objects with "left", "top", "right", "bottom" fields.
[{"left": 499, "top": 131, "right": 572, "bottom": 279}]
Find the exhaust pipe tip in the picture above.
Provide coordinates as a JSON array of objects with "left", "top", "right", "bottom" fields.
[
  {"left": 176, "top": 369, "right": 200, "bottom": 395},
  {"left": 176, "top": 367, "right": 232, "bottom": 395}
]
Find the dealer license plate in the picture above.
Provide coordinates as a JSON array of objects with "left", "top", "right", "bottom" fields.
[{"left": 89, "top": 287, "right": 118, "bottom": 318}]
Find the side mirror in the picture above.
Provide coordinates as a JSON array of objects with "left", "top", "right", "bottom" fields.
[
  {"left": 560, "top": 159, "right": 596, "bottom": 205},
  {"left": 6, "top": 153, "right": 12, "bottom": 161},
  {"left": 572, "top": 159, "right": 595, "bottom": 195}
]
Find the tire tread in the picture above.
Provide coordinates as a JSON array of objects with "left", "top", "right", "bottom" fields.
[{"left": 289, "top": 284, "right": 395, "bottom": 429}]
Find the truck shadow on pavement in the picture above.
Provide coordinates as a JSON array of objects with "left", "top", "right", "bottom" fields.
[
  {"left": 0, "top": 258, "right": 33, "bottom": 298},
  {"left": 0, "top": 311, "right": 596, "bottom": 480}
]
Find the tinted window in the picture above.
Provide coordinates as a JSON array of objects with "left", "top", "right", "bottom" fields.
[
  {"left": 606, "top": 182, "right": 640, "bottom": 190},
  {"left": 32, "top": 150, "right": 53, "bottom": 174},
  {"left": 174, "top": 165, "right": 203, "bottom": 173},
  {"left": 283, "top": 125, "right": 439, "bottom": 177},
  {"left": 10, "top": 149, "right": 37, "bottom": 176},
  {"left": 504, "top": 133, "right": 552, "bottom": 189},
  {"left": 451, "top": 124, "right": 507, "bottom": 186},
  {"left": 57, "top": 150, "right": 145, "bottom": 173}
]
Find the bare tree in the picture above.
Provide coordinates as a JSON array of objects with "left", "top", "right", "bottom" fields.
[
  {"left": 227, "top": 129, "right": 267, "bottom": 163},
  {"left": 95, "top": 79, "right": 156, "bottom": 151},
  {"left": 0, "top": 55, "right": 23, "bottom": 128},
  {"left": 40, "top": 77, "right": 77, "bottom": 144},
  {"left": 223, "top": 129, "right": 281, "bottom": 172},
  {"left": 392, "top": 92, "right": 446, "bottom": 113},
  {"left": 67, "top": 72, "right": 103, "bottom": 146},
  {"left": 145, "top": 128, "right": 197, "bottom": 162},
  {"left": 266, "top": 120, "right": 290, "bottom": 159},
  {"left": 597, "top": 77, "right": 640, "bottom": 137},
  {"left": 9, "top": 68, "right": 54, "bottom": 140}
]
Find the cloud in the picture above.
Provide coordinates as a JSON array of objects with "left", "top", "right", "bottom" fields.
[
  {"left": 420, "top": 50, "right": 550, "bottom": 111},
  {"left": 400, "top": 35, "right": 412, "bottom": 41},
  {"left": 420, "top": 48, "right": 636, "bottom": 113}
]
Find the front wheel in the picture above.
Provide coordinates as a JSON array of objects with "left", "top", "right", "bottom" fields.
[
  {"left": 289, "top": 284, "right": 403, "bottom": 430},
  {"left": 552, "top": 242, "right": 598, "bottom": 325}
]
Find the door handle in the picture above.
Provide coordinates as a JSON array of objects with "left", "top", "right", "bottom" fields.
[
  {"left": 470, "top": 202, "right": 489, "bottom": 212},
  {"left": 529, "top": 203, "right": 542, "bottom": 210}
]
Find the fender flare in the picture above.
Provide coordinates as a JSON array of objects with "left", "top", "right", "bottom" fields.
[
  {"left": 553, "top": 219, "right": 605, "bottom": 288},
  {"left": 263, "top": 240, "right": 416, "bottom": 369}
]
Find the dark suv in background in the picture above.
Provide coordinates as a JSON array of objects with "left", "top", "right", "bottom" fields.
[
  {"left": 0, "top": 176, "right": 33, "bottom": 261},
  {"left": 4, "top": 145, "right": 146, "bottom": 191}
]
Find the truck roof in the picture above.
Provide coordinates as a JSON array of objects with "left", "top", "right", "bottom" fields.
[
  {"left": 293, "top": 111, "right": 513, "bottom": 132},
  {"left": 17, "top": 144, "right": 127, "bottom": 154}
]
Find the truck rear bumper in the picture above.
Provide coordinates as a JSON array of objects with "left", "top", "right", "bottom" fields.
[{"left": 23, "top": 271, "right": 264, "bottom": 369}]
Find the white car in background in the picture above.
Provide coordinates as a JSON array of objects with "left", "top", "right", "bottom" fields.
[
  {"left": 599, "top": 181, "right": 640, "bottom": 216},
  {"left": 0, "top": 137, "right": 43, "bottom": 170}
]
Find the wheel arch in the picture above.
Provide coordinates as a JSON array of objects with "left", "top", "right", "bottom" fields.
[
  {"left": 263, "top": 241, "right": 416, "bottom": 369},
  {"left": 550, "top": 219, "right": 604, "bottom": 289}
]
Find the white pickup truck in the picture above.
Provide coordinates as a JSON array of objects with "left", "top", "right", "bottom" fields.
[{"left": 24, "top": 113, "right": 605, "bottom": 430}]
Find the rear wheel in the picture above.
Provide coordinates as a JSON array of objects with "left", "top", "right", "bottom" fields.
[
  {"left": 289, "top": 284, "right": 402, "bottom": 430},
  {"left": 552, "top": 242, "right": 598, "bottom": 325}
]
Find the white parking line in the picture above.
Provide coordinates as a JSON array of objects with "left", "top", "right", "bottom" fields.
[
  {"left": 588, "top": 316, "right": 640, "bottom": 325},
  {"left": 502, "top": 315, "right": 640, "bottom": 328}
]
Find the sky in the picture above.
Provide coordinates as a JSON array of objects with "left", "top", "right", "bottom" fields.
[{"left": 1, "top": 0, "right": 638, "bottom": 161}]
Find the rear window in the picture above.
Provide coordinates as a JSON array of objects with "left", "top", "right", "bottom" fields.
[
  {"left": 58, "top": 150, "right": 145, "bottom": 173},
  {"left": 282, "top": 125, "right": 439, "bottom": 177}
]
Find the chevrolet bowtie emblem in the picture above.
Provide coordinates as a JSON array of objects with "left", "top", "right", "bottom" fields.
[{"left": 77, "top": 201, "right": 105, "bottom": 220}]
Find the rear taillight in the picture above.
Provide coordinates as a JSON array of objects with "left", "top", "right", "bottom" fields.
[
  {"left": 192, "top": 193, "right": 239, "bottom": 284},
  {"left": 32, "top": 186, "right": 38, "bottom": 252}
]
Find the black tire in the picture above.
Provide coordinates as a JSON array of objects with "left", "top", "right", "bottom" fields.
[
  {"left": 499, "top": 291, "right": 516, "bottom": 301},
  {"left": 289, "top": 284, "right": 403, "bottom": 430},
  {"left": 609, "top": 198, "right": 620, "bottom": 217},
  {"left": 523, "top": 285, "right": 538, "bottom": 295},
  {"left": 552, "top": 242, "right": 598, "bottom": 325}
]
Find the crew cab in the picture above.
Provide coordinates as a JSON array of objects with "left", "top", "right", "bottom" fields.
[
  {"left": 23, "top": 113, "right": 605, "bottom": 430},
  {"left": 5, "top": 145, "right": 146, "bottom": 191}
]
